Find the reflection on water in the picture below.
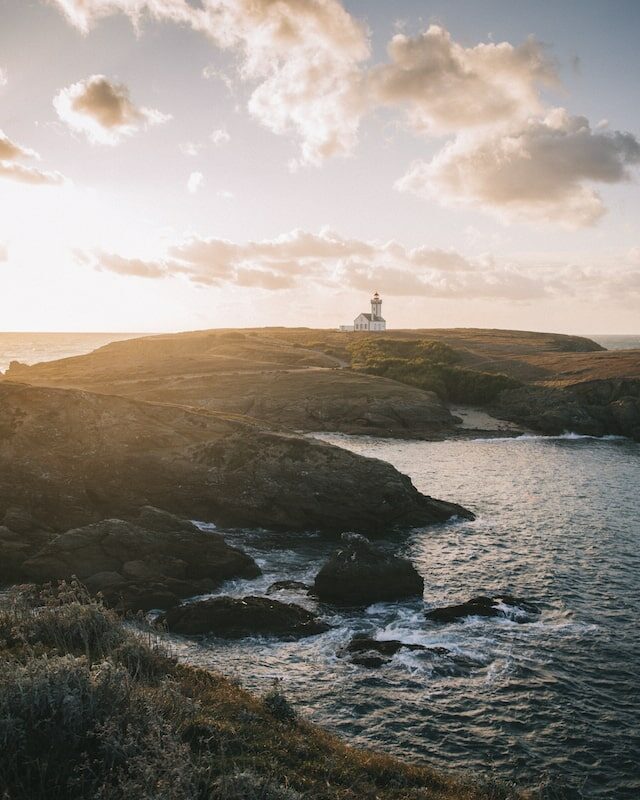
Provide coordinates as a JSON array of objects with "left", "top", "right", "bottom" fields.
[{"left": 171, "top": 434, "right": 639, "bottom": 799}]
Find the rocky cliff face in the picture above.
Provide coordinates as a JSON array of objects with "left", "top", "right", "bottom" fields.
[{"left": 0, "top": 382, "right": 472, "bottom": 535}]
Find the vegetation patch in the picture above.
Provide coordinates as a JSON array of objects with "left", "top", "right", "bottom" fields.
[{"left": 349, "top": 337, "right": 521, "bottom": 405}]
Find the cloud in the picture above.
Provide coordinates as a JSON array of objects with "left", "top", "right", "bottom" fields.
[
  {"left": 187, "top": 171, "right": 204, "bottom": 193},
  {"left": 53, "top": 74, "right": 171, "bottom": 145},
  {"left": 0, "top": 129, "right": 66, "bottom": 186},
  {"left": 49, "top": 0, "right": 369, "bottom": 165},
  {"left": 396, "top": 109, "right": 640, "bottom": 227},
  {"left": 0, "top": 67, "right": 7, "bottom": 87},
  {"left": 0, "top": 242, "right": 8, "bottom": 261},
  {"left": 75, "top": 226, "right": 635, "bottom": 303},
  {"left": 94, "top": 251, "right": 167, "bottom": 277},
  {"left": 210, "top": 127, "right": 230, "bottom": 146},
  {"left": 369, "top": 25, "right": 557, "bottom": 134},
  {"left": 47, "top": 0, "right": 195, "bottom": 33}
]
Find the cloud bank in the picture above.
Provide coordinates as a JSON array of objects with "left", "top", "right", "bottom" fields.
[
  {"left": 0, "top": 130, "right": 65, "bottom": 186},
  {"left": 49, "top": 1, "right": 640, "bottom": 225},
  {"left": 49, "top": 0, "right": 369, "bottom": 165},
  {"left": 54, "top": 74, "right": 170, "bottom": 144},
  {"left": 79, "top": 227, "right": 640, "bottom": 303}
]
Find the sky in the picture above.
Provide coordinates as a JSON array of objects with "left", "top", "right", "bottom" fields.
[{"left": 0, "top": 0, "right": 639, "bottom": 333}]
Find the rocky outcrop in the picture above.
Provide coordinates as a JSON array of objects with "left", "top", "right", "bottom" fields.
[
  {"left": 313, "top": 534, "right": 424, "bottom": 606},
  {"left": 0, "top": 382, "right": 472, "bottom": 535},
  {"left": 340, "top": 634, "right": 443, "bottom": 668},
  {"left": 493, "top": 379, "right": 640, "bottom": 440},
  {"left": 22, "top": 509, "right": 260, "bottom": 610},
  {"left": 426, "top": 595, "right": 540, "bottom": 624},
  {"left": 158, "top": 595, "right": 330, "bottom": 638}
]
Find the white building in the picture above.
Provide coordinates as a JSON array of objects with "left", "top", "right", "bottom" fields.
[{"left": 340, "top": 292, "right": 386, "bottom": 332}]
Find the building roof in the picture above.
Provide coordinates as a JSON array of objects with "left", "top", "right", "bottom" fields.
[{"left": 355, "top": 313, "right": 385, "bottom": 322}]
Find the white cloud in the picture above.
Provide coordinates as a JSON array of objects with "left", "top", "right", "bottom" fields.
[
  {"left": 0, "top": 242, "right": 8, "bottom": 261},
  {"left": 53, "top": 74, "right": 171, "bottom": 145},
  {"left": 187, "top": 171, "right": 204, "bottom": 193},
  {"left": 0, "top": 67, "right": 7, "bottom": 87},
  {"left": 217, "top": 189, "right": 234, "bottom": 199},
  {"left": 396, "top": 109, "right": 640, "bottom": 227},
  {"left": 369, "top": 25, "right": 557, "bottom": 134},
  {"left": 210, "top": 127, "right": 230, "bottom": 146},
  {"left": 77, "top": 226, "right": 640, "bottom": 303},
  {"left": 0, "top": 129, "right": 66, "bottom": 186}
]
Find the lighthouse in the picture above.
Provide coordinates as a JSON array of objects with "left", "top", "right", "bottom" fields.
[{"left": 347, "top": 291, "right": 387, "bottom": 331}]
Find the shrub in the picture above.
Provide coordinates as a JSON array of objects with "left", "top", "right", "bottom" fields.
[
  {"left": 0, "top": 655, "right": 200, "bottom": 800},
  {"left": 348, "top": 336, "right": 520, "bottom": 405},
  {"left": 262, "top": 684, "right": 297, "bottom": 724}
]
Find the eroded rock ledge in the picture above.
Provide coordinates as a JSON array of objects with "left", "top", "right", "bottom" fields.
[{"left": 0, "top": 382, "right": 473, "bottom": 537}]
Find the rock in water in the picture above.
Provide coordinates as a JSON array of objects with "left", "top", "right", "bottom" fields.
[
  {"left": 158, "top": 595, "right": 330, "bottom": 638},
  {"left": 266, "top": 580, "right": 311, "bottom": 595},
  {"left": 0, "top": 382, "right": 473, "bottom": 535},
  {"left": 426, "top": 595, "right": 540, "bottom": 624},
  {"left": 313, "top": 534, "right": 424, "bottom": 606},
  {"left": 22, "top": 508, "right": 260, "bottom": 611},
  {"left": 339, "top": 634, "right": 452, "bottom": 669}
]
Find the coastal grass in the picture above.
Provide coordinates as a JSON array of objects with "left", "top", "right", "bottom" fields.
[{"left": 0, "top": 583, "right": 522, "bottom": 800}]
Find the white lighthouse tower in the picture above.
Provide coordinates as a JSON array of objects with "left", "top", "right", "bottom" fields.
[{"left": 371, "top": 291, "right": 382, "bottom": 319}]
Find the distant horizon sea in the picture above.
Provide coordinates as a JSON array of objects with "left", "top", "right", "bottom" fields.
[{"left": 0, "top": 331, "right": 639, "bottom": 374}]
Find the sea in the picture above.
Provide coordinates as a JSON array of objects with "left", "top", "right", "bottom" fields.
[
  {"left": 1, "top": 331, "right": 639, "bottom": 798},
  {"left": 179, "top": 433, "right": 640, "bottom": 799},
  {"left": 0, "top": 332, "right": 142, "bottom": 374}
]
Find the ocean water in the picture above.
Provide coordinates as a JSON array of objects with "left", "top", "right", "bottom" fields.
[
  {"left": 0, "top": 332, "right": 141, "bottom": 374},
  {"left": 589, "top": 334, "right": 640, "bottom": 350},
  {"left": 169, "top": 434, "right": 640, "bottom": 799}
]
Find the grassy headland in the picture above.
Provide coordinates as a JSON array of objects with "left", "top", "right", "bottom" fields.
[{"left": 4, "top": 325, "right": 639, "bottom": 439}]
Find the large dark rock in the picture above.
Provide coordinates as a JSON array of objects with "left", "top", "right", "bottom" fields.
[
  {"left": 426, "top": 595, "right": 540, "bottom": 624},
  {"left": 22, "top": 508, "right": 260, "bottom": 611},
  {"left": 313, "top": 534, "right": 424, "bottom": 606},
  {"left": 158, "top": 595, "right": 330, "bottom": 638},
  {"left": 0, "top": 382, "right": 473, "bottom": 535}
]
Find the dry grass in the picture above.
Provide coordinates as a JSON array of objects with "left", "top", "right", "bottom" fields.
[{"left": 0, "top": 583, "right": 526, "bottom": 800}]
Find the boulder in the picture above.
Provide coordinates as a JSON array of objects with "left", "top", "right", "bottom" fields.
[
  {"left": 266, "top": 580, "right": 311, "bottom": 595},
  {"left": 313, "top": 534, "right": 424, "bottom": 606},
  {"left": 158, "top": 595, "right": 330, "bottom": 638},
  {"left": 426, "top": 595, "right": 540, "bottom": 624},
  {"left": 22, "top": 508, "right": 260, "bottom": 610}
]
